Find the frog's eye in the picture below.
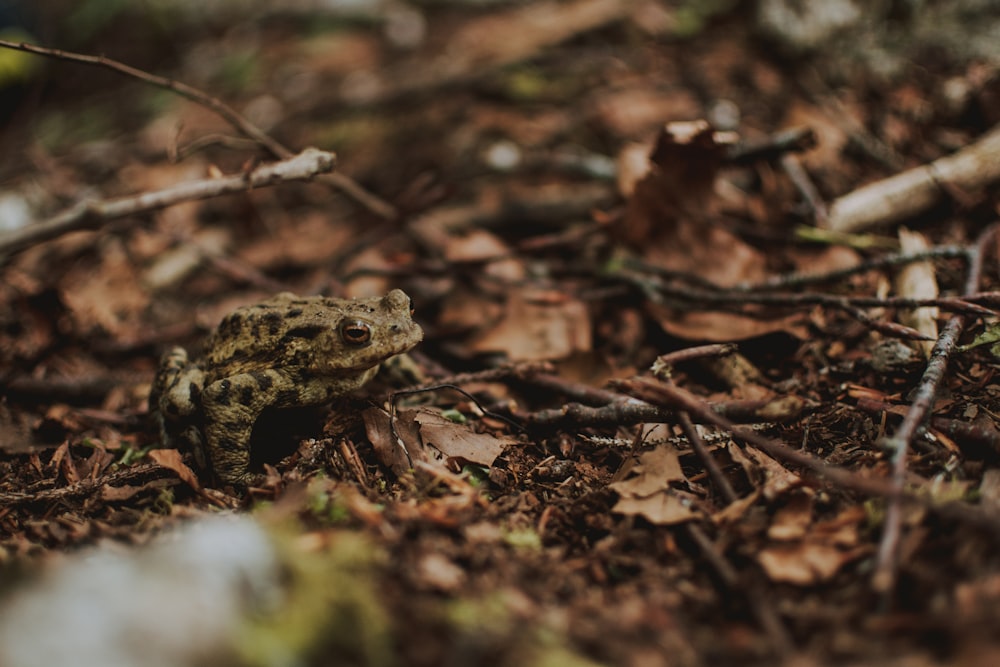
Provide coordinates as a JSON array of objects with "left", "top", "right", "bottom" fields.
[
  {"left": 341, "top": 320, "right": 372, "bottom": 345},
  {"left": 408, "top": 297, "right": 415, "bottom": 315}
]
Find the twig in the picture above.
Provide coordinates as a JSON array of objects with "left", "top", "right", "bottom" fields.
[
  {"left": 609, "top": 376, "right": 1000, "bottom": 538},
  {"left": 678, "top": 411, "right": 738, "bottom": 504},
  {"left": 871, "top": 223, "right": 998, "bottom": 595},
  {"left": 780, "top": 153, "right": 829, "bottom": 226},
  {"left": 0, "top": 148, "right": 336, "bottom": 258},
  {"left": 855, "top": 397, "right": 1000, "bottom": 457},
  {"left": 825, "top": 123, "right": 1000, "bottom": 233},
  {"left": 655, "top": 343, "right": 738, "bottom": 368},
  {"left": 733, "top": 247, "right": 969, "bottom": 292},
  {"left": 726, "top": 126, "right": 817, "bottom": 165},
  {"left": 616, "top": 269, "right": 994, "bottom": 340},
  {"left": 0, "top": 463, "right": 175, "bottom": 508},
  {"left": 0, "top": 39, "right": 397, "bottom": 220}
]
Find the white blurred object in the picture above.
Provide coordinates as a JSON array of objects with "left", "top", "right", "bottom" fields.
[
  {"left": 0, "top": 191, "right": 32, "bottom": 233},
  {"left": 0, "top": 516, "right": 282, "bottom": 667}
]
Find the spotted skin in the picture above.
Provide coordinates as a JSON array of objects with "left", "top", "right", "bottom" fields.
[{"left": 149, "top": 289, "right": 422, "bottom": 489}]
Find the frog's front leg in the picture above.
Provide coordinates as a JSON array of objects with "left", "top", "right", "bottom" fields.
[
  {"left": 150, "top": 346, "right": 206, "bottom": 454},
  {"left": 200, "top": 369, "right": 299, "bottom": 488}
]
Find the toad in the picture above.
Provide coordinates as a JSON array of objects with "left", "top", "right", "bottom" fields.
[{"left": 149, "top": 289, "right": 423, "bottom": 488}]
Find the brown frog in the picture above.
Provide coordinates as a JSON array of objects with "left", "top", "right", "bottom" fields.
[{"left": 149, "top": 289, "right": 423, "bottom": 488}]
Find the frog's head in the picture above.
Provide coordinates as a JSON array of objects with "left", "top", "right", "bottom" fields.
[{"left": 319, "top": 289, "right": 423, "bottom": 373}]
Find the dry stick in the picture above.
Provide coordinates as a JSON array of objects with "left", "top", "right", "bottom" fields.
[
  {"left": 871, "top": 223, "right": 998, "bottom": 595},
  {"left": 610, "top": 376, "right": 1000, "bottom": 536},
  {"left": 619, "top": 269, "right": 990, "bottom": 341},
  {"left": 726, "top": 126, "right": 817, "bottom": 165},
  {"left": 0, "top": 39, "right": 397, "bottom": 221},
  {"left": 0, "top": 148, "right": 336, "bottom": 257},
  {"left": 855, "top": 397, "right": 1000, "bottom": 456},
  {"left": 655, "top": 343, "right": 738, "bottom": 367},
  {"left": 780, "top": 152, "right": 829, "bottom": 227},
  {"left": 825, "top": 123, "right": 1000, "bottom": 233},
  {"left": 629, "top": 248, "right": 969, "bottom": 293},
  {"left": 739, "top": 247, "right": 968, "bottom": 292},
  {"left": 0, "top": 463, "right": 174, "bottom": 508},
  {"left": 677, "top": 411, "right": 738, "bottom": 504},
  {"left": 641, "top": 270, "right": 996, "bottom": 318}
]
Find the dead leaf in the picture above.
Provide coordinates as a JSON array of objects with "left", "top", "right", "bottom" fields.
[
  {"left": 414, "top": 409, "right": 514, "bottom": 468},
  {"left": 758, "top": 504, "right": 868, "bottom": 585},
  {"left": 416, "top": 553, "right": 467, "bottom": 593},
  {"left": 742, "top": 446, "right": 802, "bottom": 500},
  {"left": 767, "top": 491, "right": 813, "bottom": 540},
  {"left": 610, "top": 445, "right": 698, "bottom": 525},
  {"left": 101, "top": 484, "right": 144, "bottom": 501},
  {"left": 712, "top": 488, "right": 760, "bottom": 525},
  {"left": 442, "top": 228, "right": 525, "bottom": 283},
  {"left": 239, "top": 211, "right": 353, "bottom": 270},
  {"left": 612, "top": 492, "right": 699, "bottom": 525},
  {"left": 609, "top": 445, "right": 685, "bottom": 497},
  {"left": 618, "top": 121, "right": 817, "bottom": 341},
  {"left": 363, "top": 406, "right": 513, "bottom": 476},
  {"left": 471, "top": 289, "right": 591, "bottom": 361},
  {"left": 61, "top": 239, "right": 149, "bottom": 337},
  {"left": 757, "top": 541, "right": 857, "bottom": 585},
  {"left": 363, "top": 406, "right": 425, "bottom": 476},
  {"left": 148, "top": 449, "right": 200, "bottom": 490}
]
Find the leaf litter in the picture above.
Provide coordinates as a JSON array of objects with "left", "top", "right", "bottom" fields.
[{"left": 2, "top": 3, "right": 1000, "bottom": 667}]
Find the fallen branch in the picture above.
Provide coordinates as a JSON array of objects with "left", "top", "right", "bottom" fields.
[
  {"left": 0, "top": 39, "right": 397, "bottom": 220},
  {"left": 825, "top": 124, "right": 1000, "bottom": 233},
  {"left": 871, "top": 223, "right": 998, "bottom": 595},
  {"left": 0, "top": 148, "right": 335, "bottom": 258},
  {"left": 609, "top": 376, "right": 1000, "bottom": 537}
]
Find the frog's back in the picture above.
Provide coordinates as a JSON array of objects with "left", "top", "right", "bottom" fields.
[{"left": 202, "top": 294, "right": 337, "bottom": 376}]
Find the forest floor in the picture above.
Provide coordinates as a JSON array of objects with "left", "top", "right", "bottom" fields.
[{"left": 2, "top": 2, "right": 1000, "bottom": 666}]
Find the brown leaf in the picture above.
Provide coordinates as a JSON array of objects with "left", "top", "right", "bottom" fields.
[
  {"left": 414, "top": 409, "right": 514, "bottom": 469},
  {"left": 101, "top": 483, "right": 144, "bottom": 501},
  {"left": 757, "top": 542, "right": 857, "bottom": 585},
  {"left": 758, "top": 504, "right": 868, "bottom": 585},
  {"left": 618, "top": 120, "right": 816, "bottom": 341},
  {"left": 611, "top": 445, "right": 697, "bottom": 525},
  {"left": 767, "top": 491, "right": 813, "bottom": 541},
  {"left": 363, "top": 406, "right": 425, "bottom": 476},
  {"left": 416, "top": 553, "right": 467, "bottom": 593},
  {"left": 61, "top": 239, "right": 150, "bottom": 337},
  {"left": 148, "top": 449, "right": 201, "bottom": 490},
  {"left": 612, "top": 491, "right": 699, "bottom": 526},
  {"left": 471, "top": 289, "right": 591, "bottom": 361},
  {"left": 742, "top": 446, "right": 802, "bottom": 500},
  {"left": 609, "top": 445, "right": 685, "bottom": 498}
]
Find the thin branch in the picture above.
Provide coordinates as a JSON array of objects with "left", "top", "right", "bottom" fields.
[
  {"left": 855, "top": 397, "right": 1000, "bottom": 457},
  {"left": 0, "top": 39, "right": 397, "bottom": 220},
  {"left": 678, "top": 411, "right": 738, "bottom": 505},
  {"left": 608, "top": 376, "right": 1000, "bottom": 536},
  {"left": 871, "top": 223, "right": 998, "bottom": 595},
  {"left": 726, "top": 126, "right": 817, "bottom": 165},
  {"left": 0, "top": 148, "right": 335, "bottom": 258},
  {"left": 780, "top": 153, "right": 829, "bottom": 226},
  {"left": 626, "top": 248, "right": 968, "bottom": 293},
  {"left": 825, "top": 123, "right": 1000, "bottom": 233},
  {"left": 616, "top": 268, "right": 995, "bottom": 340}
]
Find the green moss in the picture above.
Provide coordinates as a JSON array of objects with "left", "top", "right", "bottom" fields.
[{"left": 237, "top": 526, "right": 392, "bottom": 667}]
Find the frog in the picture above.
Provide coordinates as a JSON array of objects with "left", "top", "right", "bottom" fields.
[{"left": 148, "top": 289, "right": 423, "bottom": 489}]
